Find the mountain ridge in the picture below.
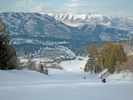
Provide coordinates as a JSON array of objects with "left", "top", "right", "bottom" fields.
[
  {"left": 0, "top": 12, "right": 132, "bottom": 41},
  {"left": 48, "top": 13, "right": 133, "bottom": 31},
  {"left": 0, "top": 12, "right": 133, "bottom": 57}
]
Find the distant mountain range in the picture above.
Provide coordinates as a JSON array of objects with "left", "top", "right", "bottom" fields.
[
  {"left": 0, "top": 12, "right": 81, "bottom": 40},
  {"left": 0, "top": 12, "right": 133, "bottom": 57},
  {"left": 0, "top": 12, "right": 133, "bottom": 41},
  {"left": 49, "top": 13, "right": 133, "bottom": 41},
  {"left": 48, "top": 13, "right": 133, "bottom": 31}
]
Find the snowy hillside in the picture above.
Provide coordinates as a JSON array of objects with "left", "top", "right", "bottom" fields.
[
  {"left": 60, "top": 56, "right": 88, "bottom": 72},
  {"left": 0, "top": 12, "right": 79, "bottom": 39},
  {"left": 48, "top": 13, "right": 112, "bottom": 26},
  {"left": 48, "top": 13, "right": 133, "bottom": 31},
  {"left": 37, "top": 46, "right": 76, "bottom": 58}
]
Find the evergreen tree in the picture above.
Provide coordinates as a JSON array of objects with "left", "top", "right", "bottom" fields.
[
  {"left": 96, "top": 42, "right": 127, "bottom": 73},
  {"left": 109, "top": 44, "right": 116, "bottom": 73},
  {"left": 97, "top": 44, "right": 107, "bottom": 71},
  {"left": 0, "top": 18, "right": 17, "bottom": 70},
  {"left": 84, "top": 44, "right": 98, "bottom": 72},
  {"left": 117, "top": 43, "right": 127, "bottom": 63}
]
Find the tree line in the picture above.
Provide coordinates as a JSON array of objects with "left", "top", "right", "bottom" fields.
[{"left": 84, "top": 43, "right": 127, "bottom": 73}]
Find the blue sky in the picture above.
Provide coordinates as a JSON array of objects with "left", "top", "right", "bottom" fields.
[{"left": 0, "top": 0, "right": 133, "bottom": 17}]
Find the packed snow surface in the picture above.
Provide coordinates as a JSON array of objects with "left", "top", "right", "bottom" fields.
[
  {"left": 0, "top": 57, "right": 133, "bottom": 100},
  {"left": 60, "top": 56, "right": 88, "bottom": 72}
]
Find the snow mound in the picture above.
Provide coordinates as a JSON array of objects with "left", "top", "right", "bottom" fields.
[
  {"left": 99, "top": 69, "right": 108, "bottom": 75},
  {"left": 98, "top": 69, "right": 110, "bottom": 79},
  {"left": 108, "top": 70, "right": 133, "bottom": 80}
]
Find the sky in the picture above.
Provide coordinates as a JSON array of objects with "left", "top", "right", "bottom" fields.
[{"left": 0, "top": 0, "right": 133, "bottom": 17}]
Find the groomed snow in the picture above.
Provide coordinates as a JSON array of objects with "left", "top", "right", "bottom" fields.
[
  {"left": 60, "top": 56, "right": 88, "bottom": 72},
  {"left": 0, "top": 57, "right": 133, "bottom": 100}
]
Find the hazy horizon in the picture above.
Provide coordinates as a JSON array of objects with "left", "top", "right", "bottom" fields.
[{"left": 0, "top": 0, "right": 133, "bottom": 17}]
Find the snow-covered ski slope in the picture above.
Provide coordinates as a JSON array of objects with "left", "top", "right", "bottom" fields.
[
  {"left": 0, "top": 57, "right": 133, "bottom": 100},
  {"left": 60, "top": 56, "right": 88, "bottom": 72}
]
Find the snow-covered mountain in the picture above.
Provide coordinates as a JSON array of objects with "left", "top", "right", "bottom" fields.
[
  {"left": 79, "top": 24, "right": 131, "bottom": 41},
  {"left": 0, "top": 12, "right": 132, "bottom": 41},
  {"left": 48, "top": 13, "right": 133, "bottom": 31},
  {"left": 48, "top": 13, "right": 112, "bottom": 27},
  {"left": 0, "top": 12, "right": 133, "bottom": 57},
  {"left": 0, "top": 12, "right": 83, "bottom": 40}
]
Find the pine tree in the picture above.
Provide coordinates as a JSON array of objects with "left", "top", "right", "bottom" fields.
[
  {"left": 0, "top": 18, "right": 17, "bottom": 70},
  {"left": 97, "top": 42, "right": 127, "bottom": 73},
  {"left": 118, "top": 43, "right": 127, "bottom": 63},
  {"left": 109, "top": 44, "right": 116, "bottom": 73},
  {"left": 97, "top": 44, "right": 107, "bottom": 71},
  {"left": 84, "top": 44, "right": 98, "bottom": 72}
]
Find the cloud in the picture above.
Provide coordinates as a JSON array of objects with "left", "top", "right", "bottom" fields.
[
  {"left": 64, "top": 3, "right": 81, "bottom": 8},
  {"left": 15, "top": 0, "right": 27, "bottom": 7},
  {"left": 30, "top": 3, "right": 51, "bottom": 12},
  {"left": 70, "top": 0, "right": 80, "bottom": 2},
  {"left": 15, "top": 0, "right": 34, "bottom": 7},
  {"left": 29, "top": 0, "right": 33, "bottom": 4},
  {"left": 61, "top": 0, "right": 103, "bottom": 13},
  {"left": 8, "top": 0, "right": 132, "bottom": 17},
  {"left": 14, "top": 0, "right": 52, "bottom": 12},
  {"left": 64, "top": 2, "right": 101, "bottom": 8},
  {"left": 13, "top": 0, "right": 114, "bottom": 14},
  {"left": 30, "top": 4, "right": 43, "bottom": 12}
]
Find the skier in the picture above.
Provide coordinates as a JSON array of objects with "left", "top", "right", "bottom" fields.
[
  {"left": 100, "top": 69, "right": 108, "bottom": 83},
  {"left": 100, "top": 75, "right": 102, "bottom": 79},
  {"left": 102, "top": 78, "right": 106, "bottom": 83},
  {"left": 100, "top": 74, "right": 106, "bottom": 83}
]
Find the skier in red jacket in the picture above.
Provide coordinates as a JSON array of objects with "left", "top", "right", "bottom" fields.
[
  {"left": 100, "top": 75, "right": 102, "bottom": 79},
  {"left": 100, "top": 74, "right": 106, "bottom": 83}
]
